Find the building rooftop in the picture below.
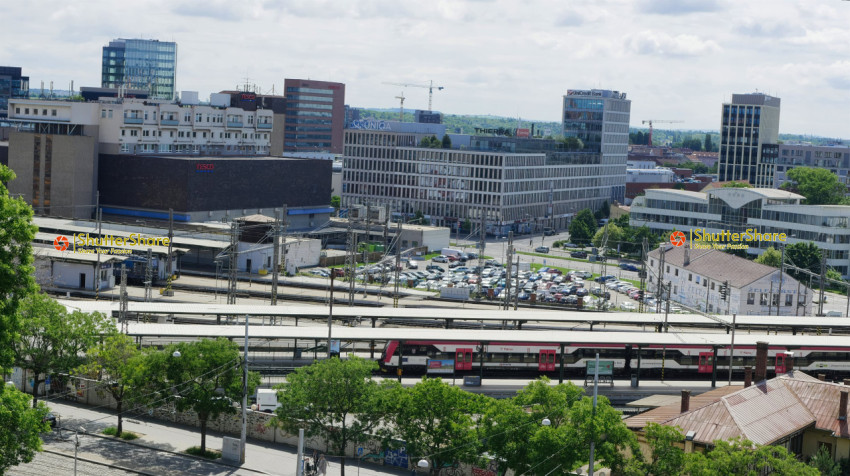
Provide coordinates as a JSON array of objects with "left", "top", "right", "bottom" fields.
[
  {"left": 647, "top": 246, "right": 781, "bottom": 289},
  {"left": 33, "top": 245, "right": 128, "bottom": 264},
  {"left": 625, "top": 385, "right": 744, "bottom": 430}
]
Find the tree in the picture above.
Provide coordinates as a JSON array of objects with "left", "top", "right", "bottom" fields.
[
  {"left": 481, "top": 378, "right": 585, "bottom": 475},
  {"left": 809, "top": 444, "right": 841, "bottom": 476},
  {"left": 684, "top": 438, "right": 818, "bottom": 475},
  {"left": 388, "top": 378, "right": 484, "bottom": 474},
  {"left": 0, "top": 165, "right": 39, "bottom": 371},
  {"left": 568, "top": 395, "right": 639, "bottom": 474},
  {"left": 568, "top": 209, "right": 597, "bottom": 245},
  {"left": 682, "top": 138, "right": 703, "bottom": 151},
  {"left": 273, "top": 357, "right": 395, "bottom": 476},
  {"left": 561, "top": 137, "right": 584, "bottom": 151},
  {"left": 722, "top": 181, "right": 753, "bottom": 188},
  {"left": 330, "top": 195, "right": 341, "bottom": 210},
  {"left": 782, "top": 168, "right": 848, "bottom": 205},
  {"left": 592, "top": 223, "right": 624, "bottom": 249},
  {"left": 625, "top": 423, "right": 687, "bottom": 475},
  {"left": 786, "top": 242, "right": 822, "bottom": 283},
  {"left": 13, "top": 293, "right": 113, "bottom": 408},
  {"left": 704, "top": 134, "right": 713, "bottom": 153},
  {"left": 136, "top": 338, "right": 259, "bottom": 453},
  {"left": 76, "top": 332, "right": 143, "bottom": 437},
  {"left": 754, "top": 246, "right": 782, "bottom": 268},
  {"left": 441, "top": 134, "right": 452, "bottom": 149},
  {"left": 0, "top": 385, "right": 49, "bottom": 474}
]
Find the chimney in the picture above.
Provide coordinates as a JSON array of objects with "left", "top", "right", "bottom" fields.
[
  {"left": 744, "top": 366, "right": 753, "bottom": 388},
  {"left": 818, "top": 374, "right": 826, "bottom": 381},
  {"left": 840, "top": 391, "right": 848, "bottom": 421},
  {"left": 785, "top": 352, "right": 794, "bottom": 373},
  {"left": 684, "top": 245, "right": 690, "bottom": 266},
  {"left": 681, "top": 390, "right": 691, "bottom": 413},
  {"left": 843, "top": 379, "right": 850, "bottom": 386},
  {"left": 755, "top": 341, "right": 768, "bottom": 383}
]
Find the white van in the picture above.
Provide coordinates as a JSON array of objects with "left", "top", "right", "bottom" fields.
[{"left": 256, "top": 388, "right": 281, "bottom": 413}]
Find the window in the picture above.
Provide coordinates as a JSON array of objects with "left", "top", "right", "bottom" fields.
[
  {"left": 42, "top": 109, "right": 47, "bottom": 116},
  {"left": 747, "top": 293, "right": 755, "bottom": 305},
  {"left": 696, "top": 276, "right": 701, "bottom": 284},
  {"left": 51, "top": 109, "right": 57, "bottom": 116},
  {"left": 32, "top": 109, "right": 38, "bottom": 115},
  {"left": 121, "top": 130, "right": 125, "bottom": 136},
  {"left": 666, "top": 265, "right": 670, "bottom": 273},
  {"left": 675, "top": 269, "right": 679, "bottom": 276},
  {"left": 772, "top": 294, "right": 779, "bottom": 306},
  {"left": 760, "top": 293, "right": 768, "bottom": 306},
  {"left": 673, "top": 285, "right": 678, "bottom": 294},
  {"left": 108, "top": 110, "right": 113, "bottom": 118},
  {"left": 785, "top": 294, "right": 793, "bottom": 306},
  {"left": 711, "top": 282, "right": 716, "bottom": 291},
  {"left": 15, "top": 107, "right": 20, "bottom": 114},
  {"left": 689, "top": 273, "right": 693, "bottom": 282},
  {"left": 25, "top": 108, "right": 29, "bottom": 114}
]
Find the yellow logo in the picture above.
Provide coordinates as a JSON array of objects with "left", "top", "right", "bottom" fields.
[
  {"left": 688, "top": 228, "right": 786, "bottom": 251},
  {"left": 71, "top": 233, "right": 171, "bottom": 255}
]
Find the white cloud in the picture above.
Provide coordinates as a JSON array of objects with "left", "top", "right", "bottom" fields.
[{"left": 625, "top": 31, "right": 721, "bottom": 57}]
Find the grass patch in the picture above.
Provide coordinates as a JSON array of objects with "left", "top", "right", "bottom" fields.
[
  {"left": 102, "top": 427, "right": 140, "bottom": 440},
  {"left": 185, "top": 446, "right": 222, "bottom": 460},
  {"left": 517, "top": 250, "right": 590, "bottom": 264}
]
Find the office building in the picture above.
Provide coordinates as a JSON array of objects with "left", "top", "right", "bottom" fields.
[
  {"left": 563, "top": 89, "right": 630, "bottom": 202},
  {"left": 631, "top": 187, "right": 850, "bottom": 277},
  {"left": 342, "top": 121, "right": 618, "bottom": 235},
  {"left": 774, "top": 142, "right": 850, "bottom": 190},
  {"left": 284, "top": 79, "right": 345, "bottom": 154},
  {"left": 0, "top": 66, "right": 29, "bottom": 118},
  {"left": 717, "top": 93, "right": 781, "bottom": 187},
  {"left": 102, "top": 39, "right": 177, "bottom": 100}
]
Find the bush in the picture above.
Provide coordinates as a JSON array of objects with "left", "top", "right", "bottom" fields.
[
  {"left": 102, "top": 426, "right": 140, "bottom": 440},
  {"left": 185, "top": 446, "right": 222, "bottom": 460}
]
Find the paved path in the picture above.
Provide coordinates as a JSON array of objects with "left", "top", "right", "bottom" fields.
[{"left": 42, "top": 400, "right": 412, "bottom": 476}]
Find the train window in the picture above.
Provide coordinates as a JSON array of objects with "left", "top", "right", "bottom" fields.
[{"left": 507, "top": 354, "right": 523, "bottom": 363}]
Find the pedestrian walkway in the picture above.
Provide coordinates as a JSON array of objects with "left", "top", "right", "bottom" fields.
[{"left": 44, "top": 400, "right": 412, "bottom": 476}]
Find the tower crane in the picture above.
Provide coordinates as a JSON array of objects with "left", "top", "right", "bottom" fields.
[
  {"left": 641, "top": 119, "right": 684, "bottom": 146},
  {"left": 395, "top": 92, "right": 406, "bottom": 122},
  {"left": 382, "top": 80, "right": 444, "bottom": 111}
]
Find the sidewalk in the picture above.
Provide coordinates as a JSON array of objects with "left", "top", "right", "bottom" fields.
[{"left": 46, "top": 400, "right": 412, "bottom": 476}]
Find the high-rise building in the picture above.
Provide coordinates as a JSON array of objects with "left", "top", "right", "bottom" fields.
[
  {"left": 284, "top": 79, "right": 345, "bottom": 154},
  {"left": 562, "top": 89, "right": 630, "bottom": 203},
  {"left": 717, "top": 93, "right": 781, "bottom": 187},
  {"left": 0, "top": 66, "right": 29, "bottom": 118},
  {"left": 102, "top": 39, "right": 177, "bottom": 100}
]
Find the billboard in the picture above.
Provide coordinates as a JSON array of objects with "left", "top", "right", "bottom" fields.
[
  {"left": 586, "top": 360, "right": 614, "bottom": 376},
  {"left": 426, "top": 359, "right": 455, "bottom": 374}
]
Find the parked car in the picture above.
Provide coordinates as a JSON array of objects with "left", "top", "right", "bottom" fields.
[
  {"left": 619, "top": 263, "right": 639, "bottom": 272},
  {"left": 594, "top": 275, "right": 616, "bottom": 283},
  {"left": 535, "top": 246, "right": 550, "bottom": 253},
  {"left": 432, "top": 255, "right": 448, "bottom": 263},
  {"left": 544, "top": 228, "right": 556, "bottom": 236},
  {"left": 573, "top": 270, "right": 593, "bottom": 279},
  {"left": 426, "top": 265, "right": 443, "bottom": 271},
  {"left": 570, "top": 251, "right": 588, "bottom": 259},
  {"left": 564, "top": 242, "right": 578, "bottom": 248}
]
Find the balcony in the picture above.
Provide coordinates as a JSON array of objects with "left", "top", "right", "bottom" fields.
[
  {"left": 123, "top": 117, "right": 143, "bottom": 124},
  {"left": 256, "top": 123, "right": 272, "bottom": 129},
  {"left": 226, "top": 121, "right": 244, "bottom": 128},
  {"left": 160, "top": 119, "right": 179, "bottom": 126}
]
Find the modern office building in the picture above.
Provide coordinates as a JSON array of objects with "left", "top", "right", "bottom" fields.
[
  {"left": 102, "top": 39, "right": 177, "bottom": 100},
  {"left": 774, "top": 142, "right": 850, "bottom": 190},
  {"left": 0, "top": 66, "right": 29, "bottom": 117},
  {"left": 647, "top": 245, "right": 810, "bottom": 316},
  {"left": 717, "top": 93, "right": 781, "bottom": 187},
  {"left": 341, "top": 121, "right": 619, "bottom": 235},
  {"left": 563, "top": 89, "right": 630, "bottom": 202},
  {"left": 631, "top": 187, "right": 850, "bottom": 277},
  {"left": 284, "top": 79, "right": 345, "bottom": 154}
]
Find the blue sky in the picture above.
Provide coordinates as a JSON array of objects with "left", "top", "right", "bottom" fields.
[{"left": 4, "top": 0, "right": 849, "bottom": 138}]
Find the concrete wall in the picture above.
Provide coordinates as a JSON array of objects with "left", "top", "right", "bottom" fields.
[
  {"left": 237, "top": 238, "right": 321, "bottom": 275},
  {"left": 32, "top": 257, "right": 115, "bottom": 290}
]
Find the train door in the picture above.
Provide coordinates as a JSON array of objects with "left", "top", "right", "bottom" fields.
[
  {"left": 455, "top": 348, "right": 473, "bottom": 371},
  {"left": 697, "top": 352, "right": 714, "bottom": 374},
  {"left": 539, "top": 349, "right": 556, "bottom": 371},
  {"left": 775, "top": 353, "right": 787, "bottom": 374}
]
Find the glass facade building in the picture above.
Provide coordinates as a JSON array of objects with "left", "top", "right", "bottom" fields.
[
  {"left": 0, "top": 66, "right": 29, "bottom": 118},
  {"left": 717, "top": 93, "right": 781, "bottom": 187},
  {"left": 102, "top": 39, "right": 177, "bottom": 100}
]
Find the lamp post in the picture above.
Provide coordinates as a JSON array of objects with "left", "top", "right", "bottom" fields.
[{"left": 241, "top": 314, "right": 249, "bottom": 464}]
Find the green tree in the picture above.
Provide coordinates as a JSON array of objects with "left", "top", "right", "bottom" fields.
[
  {"left": 722, "top": 181, "right": 753, "bottom": 188},
  {"left": 273, "top": 357, "right": 395, "bottom": 476},
  {"left": 781, "top": 168, "right": 848, "bottom": 205},
  {"left": 809, "top": 444, "right": 841, "bottom": 476},
  {"left": 481, "top": 378, "right": 584, "bottom": 475},
  {"left": 330, "top": 195, "right": 341, "bottom": 210},
  {"left": 441, "top": 134, "right": 452, "bottom": 149},
  {"left": 754, "top": 246, "right": 782, "bottom": 268},
  {"left": 13, "top": 294, "right": 112, "bottom": 408},
  {"left": 413, "top": 210, "right": 429, "bottom": 226},
  {"left": 568, "top": 209, "right": 597, "bottom": 245},
  {"left": 0, "top": 165, "right": 39, "bottom": 371},
  {"left": 704, "top": 133, "right": 713, "bottom": 153},
  {"left": 592, "top": 223, "right": 624, "bottom": 249},
  {"left": 682, "top": 138, "right": 703, "bottom": 151},
  {"left": 388, "top": 378, "right": 483, "bottom": 474},
  {"left": 561, "top": 137, "right": 584, "bottom": 151},
  {"left": 786, "top": 242, "right": 822, "bottom": 283},
  {"left": 684, "top": 438, "right": 818, "bottom": 475},
  {"left": 625, "top": 423, "right": 687, "bottom": 475},
  {"left": 0, "top": 385, "right": 49, "bottom": 474},
  {"left": 568, "top": 395, "right": 639, "bottom": 474},
  {"left": 137, "top": 338, "right": 259, "bottom": 453},
  {"left": 76, "top": 332, "right": 143, "bottom": 437}
]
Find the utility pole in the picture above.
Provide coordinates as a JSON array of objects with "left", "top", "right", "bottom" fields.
[
  {"left": 363, "top": 203, "right": 371, "bottom": 298},
  {"left": 664, "top": 281, "right": 671, "bottom": 333},
  {"left": 513, "top": 254, "right": 520, "bottom": 310},
  {"left": 768, "top": 281, "right": 774, "bottom": 316},
  {"left": 119, "top": 264, "right": 128, "bottom": 334},
  {"left": 346, "top": 215, "right": 357, "bottom": 306},
  {"left": 656, "top": 246, "right": 666, "bottom": 314},
  {"left": 818, "top": 249, "right": 827, "bottom": 316},
  {"left": 638, "top": 237, "right": 648, "bottom": 313},
  {"left": 477, "top": 210, "right": 486, "bottom": 298},
  {"left": 504, "top": 231, "right": 513, "bottom": 310},
  {"left": 270, "top": 206, "right": 284, "bottom": 306},
  {"left": 166, "top": 208, "right": 174, "bottom": 277},
  {"left": 240, "top": 314, "right": 249, "bottom": 464},
  {"left": 600, "top": 222, "right": 609, "bottom": 281},
  {"left": 393, "top": 220, "right": 401, "bottom": 308},
  {"left": 777, "top": 244, "right": 785, "bottom": 316},
  {"left": 227, "top": 222, "right": 239, "bottom": 306},
  {"left": 95, "top": 191, "right": 101, "bottom": 300},
  {"left": 144, "top": 248, "right": 153, "bottom": 302},
  {"left": 728, "top": 313, "right": 737, "bottom": 386}
]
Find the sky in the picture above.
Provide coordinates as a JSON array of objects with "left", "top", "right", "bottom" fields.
[{"left": 4, "top": 0, "right": 849, "bottom": 138}]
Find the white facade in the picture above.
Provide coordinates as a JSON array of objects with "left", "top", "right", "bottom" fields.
[
  {"left": 237, "top": 237, "right": 322, "bottom": 276},
  {"left": 632, "top": 188, "right": 850, "bottom": 277},
  {"left": 774, "top": 143, "right": 850, "bottom": 189},
  {"left": 8, "top": 96, "right": 273, "bottom": 157},
  {"left": 33, "top": 247, "right": 122, "bottom": 290},
  {"left": 627, "top": 159, "right": 656, "bottom": 169},
  {"left": 626, "top": 168, "right": 675, "bottom": 183}
]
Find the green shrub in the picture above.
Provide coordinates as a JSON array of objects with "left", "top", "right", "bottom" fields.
[{"left": 185, "top": 446, "right": 222, "bottom": 460}]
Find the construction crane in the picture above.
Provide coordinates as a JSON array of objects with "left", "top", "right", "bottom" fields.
[
  {"left": 641, "top": 119, "right": 684, "bottom": 146},
  {"left": 383, "top": 80, "right": 444, "bottom": 111},
  {"left": 395, "top": 92, "right": 406, "bottom": 122}
]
